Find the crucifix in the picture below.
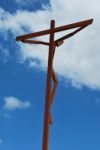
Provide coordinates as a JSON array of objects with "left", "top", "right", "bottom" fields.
[{"left": 16, "top": 18, "right": 93, "bottom": 150}]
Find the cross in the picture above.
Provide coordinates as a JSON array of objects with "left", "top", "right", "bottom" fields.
[{"left": 16, "top": 18, "right": 93, "bottom": 150}]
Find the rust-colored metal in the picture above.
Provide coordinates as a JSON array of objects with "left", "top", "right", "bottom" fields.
[
  {"left": 21, "top": 39, "right": 49, "bottom": 46},
  {"left": 42, "top": 20, "right": 56, "bottom": 150},
  {"left": 16, "top": 19, "right": 93, "bottom": 150},
  {"left": 16, "top": 19, "right": 93, "bottom": 41}
]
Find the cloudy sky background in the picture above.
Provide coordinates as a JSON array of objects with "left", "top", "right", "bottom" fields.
[
  {"left": 0, "top": 0, "right": 100, "bottom": 150},
  {"left": 0, "top": 0, "right": 100, "bottom": 88}
]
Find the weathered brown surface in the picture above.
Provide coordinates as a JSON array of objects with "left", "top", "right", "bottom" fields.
[{"left": 16, "top": 19, "right": 93, "bottom": 150}]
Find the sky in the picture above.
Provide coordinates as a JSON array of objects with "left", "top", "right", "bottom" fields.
[{"left": 0, "top": 0, "right": 100, "bottom": 150}]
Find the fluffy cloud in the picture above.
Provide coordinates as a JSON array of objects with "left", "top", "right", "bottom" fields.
[
  {"left": 0, "top": 0, "right": 100, "bottom": 89},
  {"left": 0, "top": 46, "right": 9, "bottom": 63},
  {"left": 3, "top": 96, "right": 31, "bottom": 110}
]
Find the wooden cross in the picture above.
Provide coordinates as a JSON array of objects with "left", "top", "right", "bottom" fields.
[{"left": 16, "top": 18, "right": 93, "bottom": 150}]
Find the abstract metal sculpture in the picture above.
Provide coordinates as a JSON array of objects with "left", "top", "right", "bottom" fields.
[{"left": 16, "top": 19, "right": 93, "bottom": 150}]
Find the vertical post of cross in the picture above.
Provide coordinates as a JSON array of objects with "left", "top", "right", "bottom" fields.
[{"left": 42, "top": 20, "right": 55, "bottom": 150}]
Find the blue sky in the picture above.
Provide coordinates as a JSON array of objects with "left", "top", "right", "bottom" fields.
[{"left": 0, "top": 0, "right": 100, "bottom": 150}]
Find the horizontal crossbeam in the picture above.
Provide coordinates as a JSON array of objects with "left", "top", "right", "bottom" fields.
[
  {"left": 21, "top": 39, "right": 49, "bottom": 46},
  {"left": 16, "top": 19, "right": 93, "bottom": 41},
  {"left": 55, "top": 25, "right": 86, "bottom": 45}
]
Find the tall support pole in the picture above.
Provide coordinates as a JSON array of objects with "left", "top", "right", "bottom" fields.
[
  {"left": 15, "top": 18, "right": 93, "bottom": 150},
  {"left": 42, "top": 20, "right": 55, "bottom": 150}
]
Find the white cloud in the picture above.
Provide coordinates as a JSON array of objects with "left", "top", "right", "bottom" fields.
[
  {"left": 0, "top": 46, "right": 9, "bottom": 63},
  {"left": 0, "top": 0, "right": 100, "bottom": 89},
  {"left": 4, "top": 96, "right": 31, "bottom": 110},
  {"left": 0, "top": 139, "right": 2, "bottom": 144}
]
